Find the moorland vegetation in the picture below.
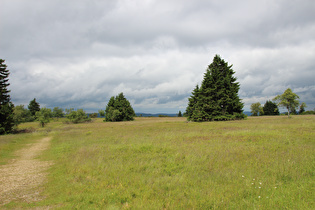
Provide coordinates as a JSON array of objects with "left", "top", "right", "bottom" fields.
[
  {"left": 0, "top": 116, "right": 314, "bottom": 208},
  {"left": 0, "top": 56, "right": 314, "bottom": 209}
]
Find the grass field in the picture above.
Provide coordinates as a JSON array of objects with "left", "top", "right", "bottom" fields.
[{"left": 0, "top": 116, "right": 314, "bottom": 209}]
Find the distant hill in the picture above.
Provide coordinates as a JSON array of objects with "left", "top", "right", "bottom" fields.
[
  {"left": 243, "top": 111, "right": 252, "bottom": 116},
  {"left": 89, "top": 112, "right": 252, "bottom": 118},
  {"left": 137, "top": 112, "right": 253, "bottom": 117},
  {"left": 136, "top": 113, "right": 178, "bottom": 117}
]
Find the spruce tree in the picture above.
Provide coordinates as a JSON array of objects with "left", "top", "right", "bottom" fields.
[
  {"left": 28, "top": 98, "right": 40, "bottom": 117},
  {"left": 187, "top": 55, "right": 245, "bottom": 121},
  {"left": 263, "top": 100, "right": 279, "bottom": 115},
  {"left": 185, "top": 85, "right": 201, "bottom": 121},
  {"left": 105, "top": 93, "right": 135, "bottom": 122},
  {"left": 0, "top": 59, "right": 15, "bottom": 134}
]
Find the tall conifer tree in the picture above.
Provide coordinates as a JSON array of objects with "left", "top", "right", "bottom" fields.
[
  {"left": 0, "top": 59, "right": 15, "bottom": 134},
  {"left": 187, "top": 55, "right": 245, "bottom": 121}
]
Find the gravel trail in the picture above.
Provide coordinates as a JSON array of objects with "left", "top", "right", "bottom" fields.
[{"left": 0, "top": 137, "right": 53, "bottom": 206}]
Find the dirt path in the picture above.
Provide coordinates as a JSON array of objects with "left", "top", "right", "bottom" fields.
[{"left": 0, "top": 137, "right": 53, "bottom": 206}]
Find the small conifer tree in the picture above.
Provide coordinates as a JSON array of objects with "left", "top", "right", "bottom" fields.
[
  {"left": 28, "top": 98, "right": 40, "bottom": 118},
  {"left": 105, "top": 93, "right": 135, "bottom": 122},
  {"left": 263, "top": 100, "right": 279, "bottom": 115}
]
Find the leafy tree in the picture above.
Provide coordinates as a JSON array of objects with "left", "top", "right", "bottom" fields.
[
  {"left": 250, "top": 102, "right": 263, "bottom": 116},
  {"left": 66, "top": 109, "right": 91, "bottom": 123},
  {"left": 52, "top": 107, "right": 64, "bottom": 119},
  {"left": 98, "top": 109, "right": 105, "bottom": 117},
  {"left": 273, "top": 88, "right": 299, "bottom": 118},
  {"left": 263, "top": 100, "right": 279, "bottom": 115},
  {"left": 13, "top": 105, "right": 33, "bottom": 125},
  {"left": 186, "top": 55, "right": 245, "bottom": 121},
  {"left": 28, "top": 98, "right": 40, "bottom": 117},
  {"left": 0, "top": 59, "right": 15, "bottom": 134},
  {"left": 299, "top": 102, "right": 307, "bottom": 114},
  {"left": 105, "top": 93, "right": 135, "bottom": 122},
  {"left": 36, "top": 108, "right": 52, "bottom": 127}
]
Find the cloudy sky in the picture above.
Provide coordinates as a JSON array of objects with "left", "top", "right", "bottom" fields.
[{"left": 1, "top": 0, "right": 315, "bottom": 113}]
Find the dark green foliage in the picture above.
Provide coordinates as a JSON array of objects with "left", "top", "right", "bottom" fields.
[
  {"left": 0, "top": 59, "right": 14, "bottom": 134},
  {"left": 0, "top": 103, "right": 15, "bottom": 134},
  {"left": 299, "top": 102, "right": 307, "bottom": 114},
  {"left": 186, "top": 85, "right": 200, "bottom": 119},
  {"left": 105, "top": 93, "right": 135, "bottom": 122},
  {"left": 186, "top": 55, "right": 245, "bottom": 121},
  {"left": 28, "top": 98, "right": 40, "bottom": 117},
  {"left": 66, "top": 109, "right": 91, "bottom": 124},
  {"left": 263, "top": 100, "right": 279, "bottom": 115},
  {"left": 178, "top": 111, "right": 182, "bottom": 117}
]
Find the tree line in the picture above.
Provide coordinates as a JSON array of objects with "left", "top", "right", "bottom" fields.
[
  {"left": 250, "top": 88, "right": 309, "bottom": 117},
  {"left": 1, "top": 56, "right": 314, "bottom": 134},
  {"left": 11, "top": 98, "right": 92, "bottom": 128},
  {"left": 0, "top": 58, "right": 136, "bottom": 133}
]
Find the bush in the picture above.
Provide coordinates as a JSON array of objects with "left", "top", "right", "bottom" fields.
[
  {"left": 66, "top": 109, "right": 91, "bottom": 124},
  {"left": 89, "top": 113, "right": 98, "bottom": 118},
  {"left": 35, "top": 108, "right": 52, "bottom": 127},
  {"left": 13, "top": 105, "right": 34, "bottom": 124},
  {"left": 300, "top": 110, "right": 315, "bottom": 115}
]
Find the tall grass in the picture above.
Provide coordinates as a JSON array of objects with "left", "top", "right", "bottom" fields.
[{"left": 1, "top": 116, "right": 314, "bottom": 209}]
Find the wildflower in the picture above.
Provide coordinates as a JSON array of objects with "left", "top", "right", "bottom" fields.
[
  {"left": 242, "top": 175, "right": 245, "bottom": 178},
  {"left": 259, "top": 182, "right": 262, "bottom": 185},
  {"left": 258, "top": 196, "right": 261, "bottom": 198}
]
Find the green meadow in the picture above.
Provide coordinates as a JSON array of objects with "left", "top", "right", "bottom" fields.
[{"left": 0, "top": 116, "right": 314, "bottom": 209}]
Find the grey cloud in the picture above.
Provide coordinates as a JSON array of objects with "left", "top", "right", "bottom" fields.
[{"left": 1, "top": 0, "right": 315, "bottom": 113}]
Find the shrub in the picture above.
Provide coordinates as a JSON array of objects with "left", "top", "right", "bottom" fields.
[
  {"left": 300, "top": 110, "right": 315, "bottom": 115},
  {"left": 66, "top": 109, "right": 91, "bottom": 124}
]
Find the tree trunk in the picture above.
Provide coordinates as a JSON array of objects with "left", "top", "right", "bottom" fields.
[{"left": 287, "top": 107, "right": 290, "bottom": 118}]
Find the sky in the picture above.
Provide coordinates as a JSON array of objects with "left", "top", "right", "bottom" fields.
[{"left": 1, "top": 0, "right": 315, "bottom": 114}]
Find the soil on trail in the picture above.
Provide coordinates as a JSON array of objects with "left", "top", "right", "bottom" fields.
[{"left": 0, "top": 137, "right": 53, "bottom": 206}]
